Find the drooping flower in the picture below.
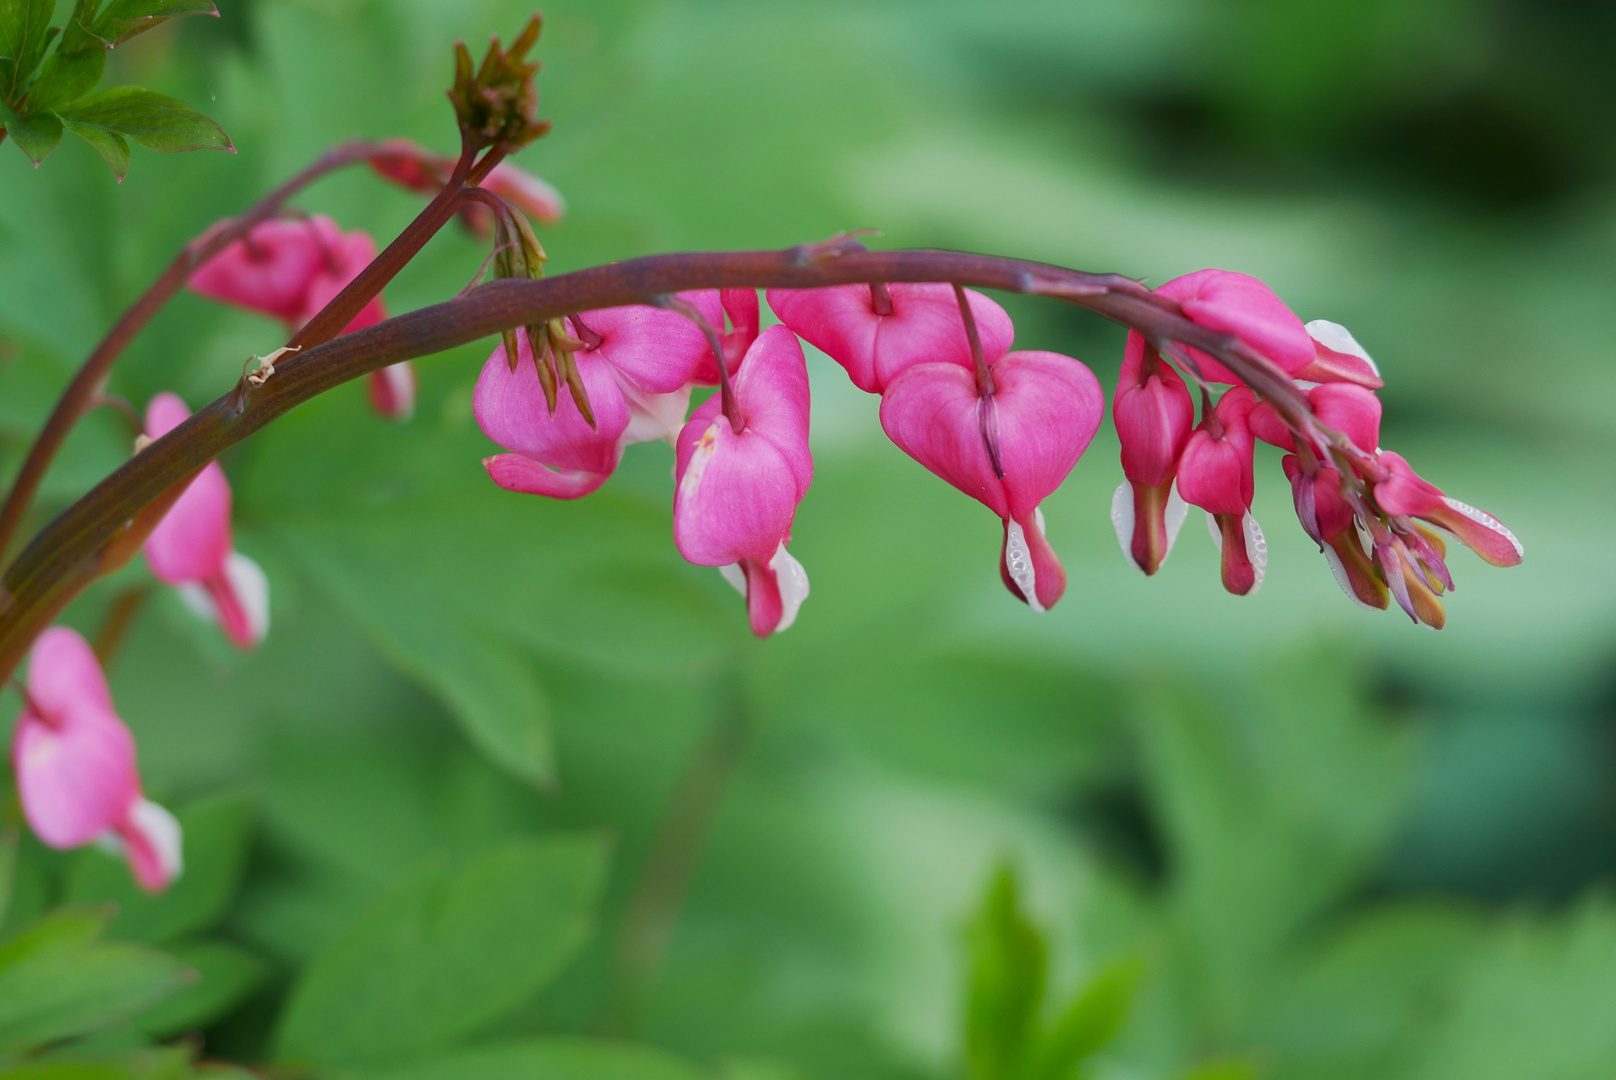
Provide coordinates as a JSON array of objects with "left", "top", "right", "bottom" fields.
[
  {"left": 1282, "top": 455, "right": 1388, "bottom": 611},
  {"left": 1155, "top": 269, "right": 1314, "bottom": 384},
  {"left": 1111, "top": 332, "right": 1195, "bottom": 575},
  {"left": 475, "top": 292, "right": 734, "bottom": 498},
  {"left": 1176, "top": 386, "right": 1266, "bottom": 596},
  {"left": 767, "top": 283, "right": 1014, "bottom": 394},
  {"left": 142, "top": 394, "right": 269, "bottom": 649},
  {"left": 1372, "top": 451, "right": 1523, "bottom": 569},
  {"left": 11, "top": 627, "right": 182, "bottom": 892},
  {"left": 673, "top": 325, "right": 813, "bottom": 637},
  {"left": 1293, "top": 319, "right": 1384, "bottom": 389},
  {"left": 367, "top": 138, "right": 565, "bottom": 233},
  {"left": 879, "top": 348, "right": 1104, "bottom": 612}
]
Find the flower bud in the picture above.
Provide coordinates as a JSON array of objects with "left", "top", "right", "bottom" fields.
[
  {"left": 1156, "top": 269, "right": 1314, "bottom": 384},
  {"left": 1177, "top": 387, "right": 1265, "bottom": 595},
  {"left": 1112, "top": 332, "right": 1195, "bottom": 575}
]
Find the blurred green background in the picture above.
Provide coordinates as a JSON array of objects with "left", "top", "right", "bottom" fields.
[{"left": 2, "top": 0, "right": 1614, "bottom": 1077}]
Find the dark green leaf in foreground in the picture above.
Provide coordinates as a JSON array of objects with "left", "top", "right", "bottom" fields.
[
  {"left": 0, "top": 1045, "right": 196, "bottom": 1080},
  {"left": 275, "top": 836, "right": 609, "bottom": 1067},
  {"left": 22, "top": 48, "right": 103, "bottom": 115},
  {"left": 362, "top": 1037, "right": 708, "bottom": 1080},
  {"left": 0, "top": 907, "right": 192, "bottom": 1056},
  {"left": 0, "top": 104, "right": 61, "bottom": 164},
  {"left": 130, "top": 939, "right": 266, "bottom": 1039},
  {"left": 85, "top": 0, "right": 219, "bottom": 48},
  {"left": 65, "top": 792, "right": 255, "bottom": 944},
  {"left": 56, "top": 86, "right": 229, "bottom": 166},
  {"left": 0, "top": 0, "right": 57, "bottom": 104}
]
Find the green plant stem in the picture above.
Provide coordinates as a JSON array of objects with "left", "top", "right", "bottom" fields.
[
  {"left": 600, "top": 673, "right": 751, "bottom": 1035},
  {"left": 0, "top": 244, "right": 1313, "bottom": 683},
  {"left": 0, "top": 140, "right": 388, "bottom": 568}
]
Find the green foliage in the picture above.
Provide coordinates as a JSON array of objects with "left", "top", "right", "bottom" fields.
[
  {"left": 0, "top": 907, "right": 191, "bottom": 1057},
  {"left": 362, "top": 1037, "right": 710, "bottom": 1080},
  {"left": 274, "top": 836, "right": 608, "bottom": 1067},
  {"left": 0, "top": 0, "right": 225, "bottom": 177}
]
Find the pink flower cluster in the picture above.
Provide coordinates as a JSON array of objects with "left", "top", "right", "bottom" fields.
[{"left": 1111, "top": 269, "right": 1521, "bottom": 628}]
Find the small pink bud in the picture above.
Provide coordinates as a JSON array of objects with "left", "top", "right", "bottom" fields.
[
  {"left": 1293, "top": 319, "right": 1384, "bottom": 389},
  {"left": 1177, "top": 387, "right": 1265, "bottom": 595},
  {"left": 1281, "top": 455, "right": 1388, "bottom": 611},
  {"left": 368, "top": 138, "right": 454, "bottom": 195},
  {"left": 368, "top": 362, "right": 417, "bottom": 421},
  {"left": 1156, "top": 269, "right": 1314, "bottom": 384},
  {"left": 879, "top": 350, "right": 1103, "bottom": 611},
  {"left": 1373, "top": 451, "right": 1523, "bottom": 568},
  {"left": 767, "top": 283, "right": 1014, "bottom": 393},
  {"left": 674, "top": 325, "right": 813, "bottom": 637},
  {"left": 1112, "top": 332, "right": 1195, "bottom": 575},
  {"left": 11, "top": 628, "right": 182, "bottom": 893}
]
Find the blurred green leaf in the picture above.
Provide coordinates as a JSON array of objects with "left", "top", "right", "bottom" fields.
[
  {"left": 1025, "top": 957, "right": 1142, "bottom": 1080},
  {"left": 0, "top": 906, "right": 192, "bottom": 1056},
  {"left": 86, "top": 0, "right": 220, "bottom": 49},
  {"left": 966, "top": 863, "right": 1047, "bottom": 1080},
  {"left": 360, "top": 1036, "right": 708, "bottom": 1080},
  {"left": 65, "top": 792, "right": 255, "bottom": 944},
  {"left": 129, "top": 938, "right": 265, "bottom": 1039},
  {"left": 0, "top": 1046, "right": 194, "bottom": 1080},
  {"left": 275, "top": 836, "right": 609, "bottom": 1067}
]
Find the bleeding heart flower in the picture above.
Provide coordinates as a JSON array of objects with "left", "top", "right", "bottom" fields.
[
  {"left": 1372, "top": 451, "right": 1523, "bottom": 568},
  {"left": 476, "top": 292, "right": 728, "bottom": 498},
  {"left": 11, "top": 627, "right": 182, "bottom": 892},
  {"left": 1176, "top": 386, "right": 1266, "bottom": 596},
  {"left": 767, "top": 283, "right": 1014, "bottom": 393},
  {"left": 142, "top": 394, "right": 269, "bottom": 649},
  {"left": 1282, "top": 456, "right": 1388, "bottom": 611},
  {"left": 1293, "top": 319, "right": 1384, "bottom": 389},
  {"left": 368, "top": 139, "right": 565, "bottom": 232},
  {"left": 1250, "top": 381, "right": 1382, "bottom": 455},
  {"left": 674, "top": 325, "right": 813, "bottom": 637},
  {"left": 879, "top": 350, "right": 1103, "bottom": 611},
  {"left": 1111, "top": 332, "right": 1195, "bottom": 575},
  {"left": 1156, "top": 269, "right": 1314, "bottom": 385}
]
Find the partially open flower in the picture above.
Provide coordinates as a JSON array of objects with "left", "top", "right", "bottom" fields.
[
  {"left": 767, "top": 283, "right": 1014, "bottom": 394},
  {"left": 1373, "top": 451, "right": 1523, "bottom": 568},
  {"left": 880, "top": 348, "right": 1103, "bottom": 612},
  {"left": 11, "top": 627, "right": 182, "bottom": 892},
  {"left": 674, "top": 325, "right": 813, "bottom": 637},
  {"left": 1177, "top": 386, "right": 1266, "bottom": 596},
  {"left": 1111, "top": 332, "right": 1195, "bottom": 575},
  {"left": 142, "top": 394, "right": 269, "bottom": 649}
]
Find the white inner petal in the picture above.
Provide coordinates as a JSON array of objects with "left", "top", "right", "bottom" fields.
[
  {"left": 1441, "top": 496, "right": 1524, "bottom": 558},
  {"left": 1165, "top": 482, "right": 1189, "bottom": 553},
  {"left": 1110, "top": 482, "right": 1138, "bottom": 570},
  {"left": 1322, "top": 545, "right": 1378, "bottom": 611},
  {"left": 623, "top": 385, "right": 693, "bottom": 447},
  {"left": 1305, "top": 318, "right": 1380, "bottom": 376},
  {"left": 1003, "top": 517, "right": 1045, "bottom": 613},
  {"left": 1244, "top": 512, "right": 1268, "bottom": 595},
  {"left": 677, "top": 420, "right": 721, "bottom": 498},
  {"left": 176, "top": 581, "right": 218, "bottom": 625},
  {"left": 128, "top": 798, "right": 184, "bottom": 882},
  {"left": 769, "top": 543, "right": 811, "bottom": 633},
  {"left": 718, "top": 563, "right": 747, "bottom": 597},
  {"left": 226, "top": 552, "right": 270, "bottom": 644}
]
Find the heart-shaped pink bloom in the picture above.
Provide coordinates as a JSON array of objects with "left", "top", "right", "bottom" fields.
[
  {"left": 142, "top": 394, "right": 269, "bottom": 649},
  {"left": 674, "top": 325, "right": 813, "bottom": 637},
  {"left": 1177, "top": 387, "right": 1266, "bottom": 595},
  {"left": 1112, "top": 332, "right": 1196, "bottom": 576},
  {"left": 689, "top": 289, "right": 761, "bottom": 385},
  {"left": 879, "top": 350, "right": 1103, "bottom": 611},
  {"left": 290, "top": 218, "right": 387, "bottom": 334},
  {"left": 1157, "top": 269, "right": 1313, "bottom": 385},
  {"left": 1373, "top": 451, "right": 1523, "bottom": 568},
  {"left": 368, "top": 362, "right": 417, "bottom": 421},
  {"left": 476, "top": 292, "right": 729, "bottom": 499},
  {"left": 189, "top": 218, "right": 329, "bottom": 323},
  {"left": 768, "top": 283, "right": 1014, "bottom": 394}
]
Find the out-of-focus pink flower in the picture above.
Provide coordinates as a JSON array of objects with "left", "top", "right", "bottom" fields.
[
  {"left": 142, "top": 394, "right": 269, "bottom": 649},
  {"left": 367, "top": 139, "right": 565, "bottom": 233},
  {"left": 289, "top": 217, "right": 387, "bottom": 334},
  {"left": 767, "top": 283, "right": 1014, "bottom": 393},
  {"left": 674, "top": 325, "right": 813, "bottom": 637},
  {"left": 1111, "top": 332, "right": 1194, "bottom": 576},
  {"left": 188, "top": 218, "right": 329, "bottom": 324},
  {"left": 11, "top": 627, "right": 182, "bottom": 893},
  {"left": 1373, "top": 451, "right": 1523, "bottom": 568},
  {"left": 1156, "top": 269, "right": 1314, "bottom": 385},
  {"left": 1177, "top": 386, "right": 1266, "bottom": 596},
  {"left": 476, "top": 293, "right": 726, "bottom": 499},
  {"left": 690, "top": 289, "right": 761, "bottom": 385},
  {"left": 368, "top": 362, "right": 417, "bottom": 421},
  {"left": 880, "top": 349, "right": 1104, "bottom": 612}
]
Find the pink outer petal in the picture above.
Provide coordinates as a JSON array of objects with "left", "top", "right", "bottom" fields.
[
  {"left": 368, "top": 362, "right": 417, "bottom": 421},
  {"left": 484, "top": 162, "right": 566, "bottom": 225},
  {"left": 577, "top": 294, "right": 720, "bottom": 395},
  {"left": 1114, "top": 332, "right": 1195, "bottom": 486},
  {"left": 294, "top": 227, "right": 385, "bottom": 333},
  {"left": 1310, "top": 382, "right": 1381, "bottom": 454},
  {"left": 767, "top": 283, "right": 1014, "bottom": 393},
  {"left": 482, "top": 453, "right": 615, "bottom": 499},
  {"left": 114, "top": 799, "right": 183, "bottom": 893},
  {"left": 143, "top": 395, "right": 232, "bottom": 587},
  {"left": 1175, "top": 387, "right": 1257, "bottom": 516},
  {"left": 1248, "top": 400, "right": 1294, "bottom": 449},
  {"left": 474, "top": 335, "right": 630, "bottom": 477},
  {"left": 13, "top": 629, "right": 139, "bottom": 849},
  {"left": 188, "top": 218, "right": 328, "bottom": 324},
  {"left": 1372, "top": 450, "right": 1446, "bottom": 517},
  {"left": 1158, "top": 269, "right": 1313, "bottom": 384},
  {"left": 673, "top": 326, "right": 812, "bottom": 567}
]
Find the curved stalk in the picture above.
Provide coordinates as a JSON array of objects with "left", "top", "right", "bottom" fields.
[{"left": 0, "top": 245, "right": 1309, "bottom": 682}]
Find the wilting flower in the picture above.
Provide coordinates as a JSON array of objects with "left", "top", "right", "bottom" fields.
[
  {"left": 1111, "top": 332, "right": 1195, "bottom": 575},
  {"left": 11, "top": 627, "right": 182, "bottom": 892},
  {"left": 1156, "top": 269, "right": 1315, "bottom": 384},
  {"left": 1176, "top": 386, "right": 1266, "bottom": 595},
  {"left": 767, "top": 283, "right": 1014, "bottom": 394},
  {"left": 476, "top": 292, "right": 739, "bottom": 498},
  {"left": 189, "top": 214, "right": 411, "bottom": 421},
  {"left": 142, "top": 393, "right": 269, "bottom": 649},
  {"left": 879, "top": 347, "right": 1104, "bottom": 612},
  {"left": 674, "top": 325, "right": 813, "bottom": 637}
]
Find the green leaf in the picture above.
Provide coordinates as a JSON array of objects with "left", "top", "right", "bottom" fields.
[
  {"left": 0, "top": 907, "right": 193, "bottom": 1055},
  {"left": 274, "top": 836, "right": 609, "bottom": 1067},
  {"left": 65, "top": 792, "right": 255, "bottom": 944},
  {"left": 88, "top": 0, "right": 219, "bottom": 48},
  {"left": 0, "top": 1046, "right": 195, "bottom": 1079},
  {"left": 23, "top": 48, "right": 103, "bottom": 114},
  {"left": 58, "top": 117, "right": 127, "bottom": 179},
  {"left": 360, "top": 1037, "right": 709, "bottom": 1080},
  {"left": 130, "top": 939, "right": 265, "bottom": 1039},
  {"left": 1024, "top": 957, "right": 1143, "bottom": 1080},
  {"left": 55, "top": 86, "right": 229, "bottom": 154},
  {"left": 965, "top": 863, "right": 1047, "bottom": 1080},
  {"left": 0, "top": 0, "right": 57, "bottom": 104},
  {"left": 0, "top": 104, "right": 61, "bottom": 164}
]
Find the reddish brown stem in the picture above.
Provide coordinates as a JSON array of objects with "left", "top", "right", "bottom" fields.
[
  {"left": 0, "top": 140, "right": 387, "bottom": 567},
  {"left": 0, "top": 245, "right": 1309, "bottom": 683},
  {"left": 93, "top": 586, "right": 149, "bottom": 667}
]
